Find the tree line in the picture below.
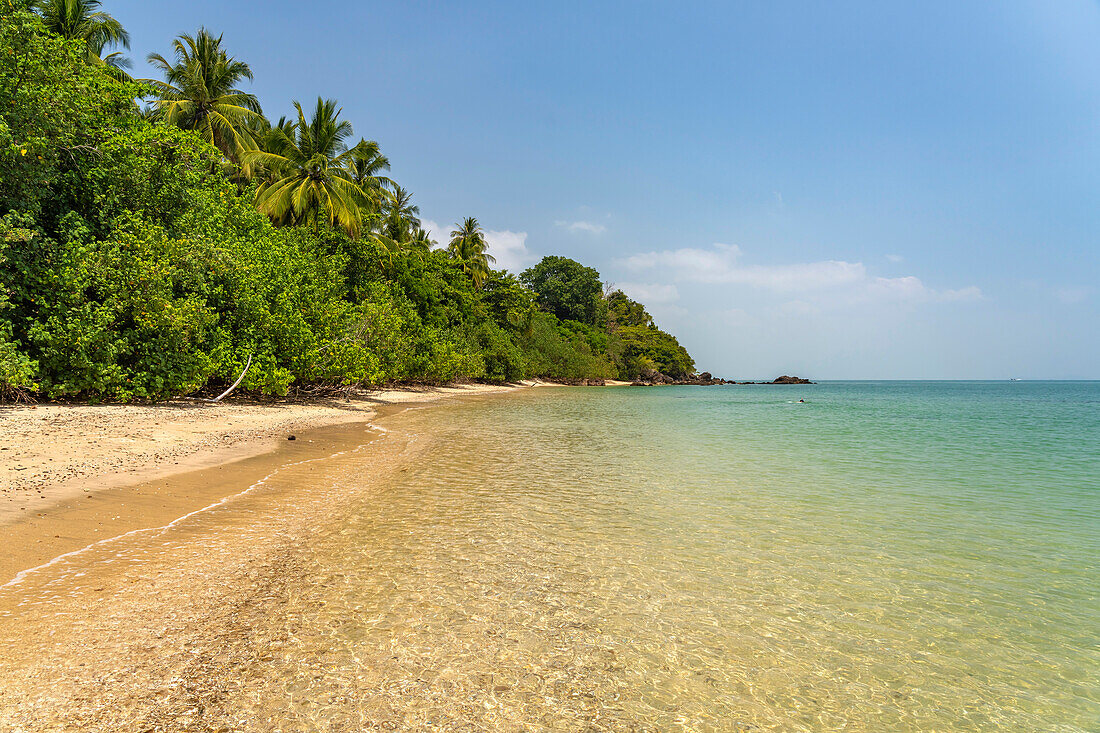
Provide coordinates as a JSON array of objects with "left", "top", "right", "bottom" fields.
[{"left": 0, "top": 0, "right": 696, "bottom": 400}]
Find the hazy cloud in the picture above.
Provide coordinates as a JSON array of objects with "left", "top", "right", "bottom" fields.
[
  {"left": 422, "top": 219, "right": 536, "bottom": 273},
  {"left": 616, "top": 282, "right": 680, "bottom": 304},
  {"left": 622, "top": 243, "right": 980, "bottom": 305},
  {"left": 1055, "top": 286, "right": 1091, "bottom": 304},
  {"left": 623, "top": 243, "right": 863, "bottom": 291},
  {"left": 555, "top": 220, "right": 607, "bottom": 235},
  {"left": 420, "top": 219, "right": 450, "bottom": 247},
  {"left": 485, "top": 229, "right": 536, "bottom": 273}
]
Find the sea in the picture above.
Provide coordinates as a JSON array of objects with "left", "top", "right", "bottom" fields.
[{"left": 1, "top": 382, "right": 1097, "bottom": 731}]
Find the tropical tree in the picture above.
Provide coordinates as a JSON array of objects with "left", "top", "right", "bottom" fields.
[
  {"left": 244, "top": 97, "right": 369, "bottom": 237},
  {"left": 381, "top": 184, "right": 420, "bottom": 242},
  {"left": 448, "top": 217, "right": 496, "bottom": 288},
  {"left": 520, "top": 256, "right": 604, "bottom": 325},
  {"left": 145, "top": 28, "right": 262, "bottom": 163},
  {"left": 345, "top": 139, "right": 393, "bottom": 216},
  {"left": 410, "top": 226, "right": 436, "bottom": 252},
  {"left": 238, "top": 114, "right": 294, "bottom": 182},
  {"left": 34, "top": 0, "right": 131, "bottom": 79}
]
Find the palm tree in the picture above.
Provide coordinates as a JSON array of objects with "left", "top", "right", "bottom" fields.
[
  {"left": 145, "top": 29, "right": 262, "bottom": 163},
  {"left": 244, "top": 98, "right": 369, "bottom": 237},
  {"left": 448, "top": 217, "right": 496, "bottom": 288},
  {"left": 238, "top": 114, "right": 294, "bottom": 182},
  {"left": 345, "top": 140, "right": 393, "bottom": 214},
  {"left": 410, "top": 226, "right": 436, "bottom": 252},
  {"left": 35, "top": 0, "right": 132, "bottom": 79},
  {"left": 381, "top": 184, "right": 420, "bottom": 242}
]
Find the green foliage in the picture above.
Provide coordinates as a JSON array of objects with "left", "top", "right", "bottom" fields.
[
  {"left": 521, "top": 256, "right": 605, "bottom": 326},
  {"left": 608, "top": 289, "right": 654, "bottom": 328},
  {"left": 145, "top": 28, "right": 262, "bottom": 162},
  {"left": 616, "top": 325, "right": 695, "bottom": 379},
  {"left": 34, "top": 0, "right": 132, "bottom": 78},
  {"left": 0, "top": 225, "right": 38, "bottom": 397},
  {"left": 0, "top": 5, "right": 699, "bottom": 401},
  {"left": 518, "top": 313, "right": 615, "bottom": 381},
  {"left": 447, "top": 217, "right": 496, "bottom": 289},
  {"left": 0, "top": 6, "right": 138, "bottom": 219},
  {"left": 246, "top": 98, "right": 369, "bottom": 237}
]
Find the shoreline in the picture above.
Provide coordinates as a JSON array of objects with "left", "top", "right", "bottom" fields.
[{"left": 0, "top": 382, "right": 547, "bottom": 584}]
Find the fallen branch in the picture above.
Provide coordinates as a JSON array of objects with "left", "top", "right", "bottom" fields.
[{"left": 197, "top": 355, "right": 252, "bottom": 403}]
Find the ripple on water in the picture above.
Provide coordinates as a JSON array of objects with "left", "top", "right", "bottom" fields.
[{"left": 0, "top": 383, "right": 1098, "bottom": 731}]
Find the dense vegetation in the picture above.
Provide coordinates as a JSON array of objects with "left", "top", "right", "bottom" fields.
[{"left": 0, "top": 0, "right": 695, "bottom": 400}]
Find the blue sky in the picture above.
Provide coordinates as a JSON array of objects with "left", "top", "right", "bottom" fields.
[{"left": 112, "top": 1, "right": 1099, "bottom": 378}]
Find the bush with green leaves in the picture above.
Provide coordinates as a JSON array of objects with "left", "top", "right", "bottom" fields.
[
  {"left": 616, "top": 325, "right": 695, "bottom": 379},
  {"left": 520, "top": 256, "right": 605, "bottom": 326}
]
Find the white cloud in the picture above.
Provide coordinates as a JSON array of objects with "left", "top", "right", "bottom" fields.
[
  {"left": 420, "top": 219, "right": 450, "bottom": 248},
  {"left": 485, "top": 229, "right": 536, "bottom": 273},
  {"left": 555, "top": 220, "right": 607, "bottom": 235},
  {"left": 623, "top": 243, "right": 865, "bottom": 291},
  {"left": 421, "top": 220, "right": 537, "bottom": 273},
  {"left": 867, "top": 277, "right": 982, "bottom": 303},
  {"left": 886, "top": 253, "right": 905, "bottom": 263},
  {"left": 939, "top": 286, "right": 984, "bottom": 302},
  {"left": 779, "top": 300, "right": 820, "bottom": 316},
  {"left": 620, "top": 242, "right": 981, "bottom": 306},
  {"left": 616, "top": 282, "right": 680, "bottom": 304},
  {"left": 721, "top": 307, "right": 757, "bottom": 326}
]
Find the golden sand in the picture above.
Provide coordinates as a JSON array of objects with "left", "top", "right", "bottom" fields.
[{"left": 0, "top": 382, "right": 541, "bottom": 582}]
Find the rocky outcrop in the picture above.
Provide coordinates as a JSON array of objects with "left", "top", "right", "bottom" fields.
[
  {"left": 617, "top": 372, "right": 817, "bottom": 387},
  {"left": 771, "top": 375, "right": 814, "bottom": 384},
  {"left": 730, "top": 375, "right": 816, "bottom": 385},
  {"left": 630, "top": 371, "right": 730, "bottom": 386}
]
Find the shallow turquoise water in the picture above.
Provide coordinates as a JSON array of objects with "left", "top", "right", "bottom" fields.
[
  {"left": 319, "top": 381, "right": 1097, "bottom": 729},
  {"left": 6, "top": 381, "right": 1095, "bottom": 730}
]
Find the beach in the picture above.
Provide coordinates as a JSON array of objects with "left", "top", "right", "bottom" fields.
[
  {"left": 0, "top": 382, "right": 1097, "bottom": 731},
  {"left": 0, "top": 383, "right": 534, "bottom": 583}
]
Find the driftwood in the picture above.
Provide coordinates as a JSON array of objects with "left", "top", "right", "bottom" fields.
[{"left": 194, "top": 355, "right": 252, "bottom": 403}]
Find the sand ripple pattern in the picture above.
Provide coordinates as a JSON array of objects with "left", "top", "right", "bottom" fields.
[{"left": 0, "top": 383, "right": 1097, "bottom": 731}]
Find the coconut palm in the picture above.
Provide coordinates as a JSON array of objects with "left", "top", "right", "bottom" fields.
[
  {"left": 368, "top": 233, "right": 402, "bottom": 274},
  {"left": 345, "top": 140, "right": 393, "bottom": 214},
  {"left": 145, "top": 29, "right": 262, "bottom": 163},
  {"left": 381, "top": 184, "right": 420, "bottom": 242},
  {"left": 448, "top": 217, "right": 496, "bottom": 288},
  {"left": 35, "top": 0, "right": 131, "bottom": 79},
  {"left": 410, "top": 226, "right": 436, "bottom": 252},
  {"left": 244, "top": 97, "right": 369, "bottom": 237},
  {"left": 238, "top": 115, "right": 294, "bottom": 182}
]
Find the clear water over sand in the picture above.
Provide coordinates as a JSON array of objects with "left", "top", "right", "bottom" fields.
[{"left": 1, "top": 383, "right": 1098, "bottom": 730}]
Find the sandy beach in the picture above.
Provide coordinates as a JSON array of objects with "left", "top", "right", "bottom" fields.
[{"left": 0, "top": 382, "right": 540, "bottom": 583}]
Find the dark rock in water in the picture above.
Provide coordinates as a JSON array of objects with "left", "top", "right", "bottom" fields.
[
  {"left": 772, "top": 375, "right": 814, "bottom": 384},
  {"left": 288, "top": 435, "right": 296, "bottom": 441},
  {"left": 729, "top": 375, "right": 815, "bottom": 385},
  {"left": 626, "top": 369, "right": 729, "bottom": 386}
]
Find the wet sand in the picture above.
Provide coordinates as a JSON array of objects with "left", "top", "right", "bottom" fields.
[
  {"left": 0, "top": 387, "right": 549, "bottom": 730},
  {"left": 0, "top": 407, "right": 428, "bottom": 731},
  {"left": 0, "top": 382, "right": 538, "bottom": 583}
]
